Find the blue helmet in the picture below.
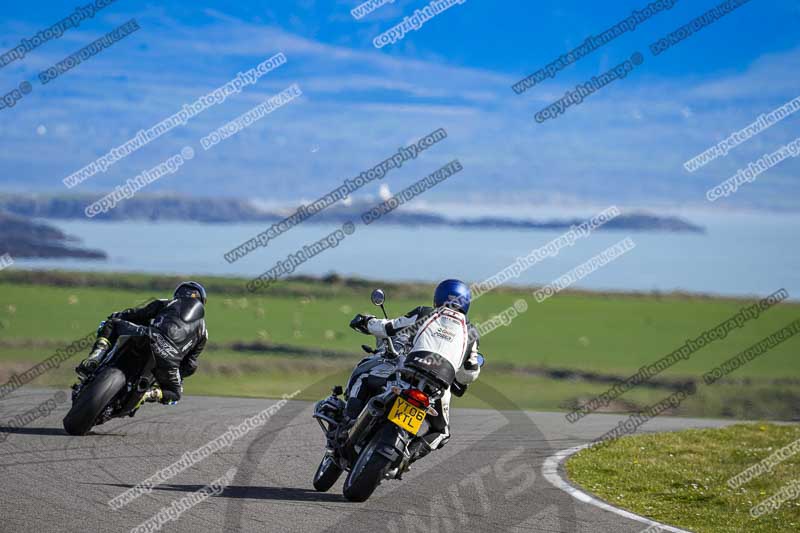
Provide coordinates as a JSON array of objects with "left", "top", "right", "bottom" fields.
[{"left": 434, "top": 279, "right": 471, "bottom": 315}]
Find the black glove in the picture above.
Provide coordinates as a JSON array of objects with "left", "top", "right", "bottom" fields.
[
  {"left": 349, "top": 314, "right": 375, "bottom": 335},
  {"left": 451, "top": 380, "right": 468, "bottom": 397},
  {"left": 463, "top": 359, "right": 479, "bottom": 371},
  {"left": 463, "top": 352, "right": 484, "bottom": 371}
]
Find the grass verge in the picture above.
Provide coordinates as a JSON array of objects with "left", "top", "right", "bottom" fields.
[{"left": 566, "top": 423, "right": 800, "bottom": 533}]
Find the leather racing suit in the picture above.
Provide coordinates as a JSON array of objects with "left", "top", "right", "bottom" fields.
[{"left": 98, "top": 297, "right": 207, "bottom": 404}]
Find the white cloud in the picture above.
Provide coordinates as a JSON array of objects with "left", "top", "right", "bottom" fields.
[{"left": 1, "top": 7, "right": 798, "bottom": 211}]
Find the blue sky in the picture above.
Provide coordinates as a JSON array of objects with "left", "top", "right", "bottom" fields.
[{"left": 0, "top": 0, "right": 798, "bottom": 211}]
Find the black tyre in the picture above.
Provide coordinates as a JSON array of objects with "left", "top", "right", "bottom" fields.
[
  {"left": 342, "top": 426, "right": 398, "bottom": 502},
  {"left": 63, "top": 368, "right": 126, "bottom": 436},
  {"left": 313, "top": 454, "right": 343, "bottom": 492}
]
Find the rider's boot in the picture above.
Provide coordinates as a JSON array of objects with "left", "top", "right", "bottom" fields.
[
  {"left": 407, "top": 433, "right": 446, "bottom": 469},
  {"left": 133, "top": 387, "right": 163, "bottom": 410},
  {"left": 389, "top": 442, "right": 433, "bottom": 480},
  {"left": 76, "top": 337, "right": 111, "bottom": 377}
]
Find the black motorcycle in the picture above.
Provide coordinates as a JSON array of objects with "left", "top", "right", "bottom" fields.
[
  {"left": 63, "top": 334, "right": 158, "bottom": 436},
  {"left": 312, "top": 289, "right": 484, "bottom": 502}
]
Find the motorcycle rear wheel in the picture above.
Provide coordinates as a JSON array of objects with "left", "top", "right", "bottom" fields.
[
  {"left": 63, "top": 367, "right": 126, "bottom": 436},
  {"left": 342, "top": 425, "right": 397, "bottom": 502}
]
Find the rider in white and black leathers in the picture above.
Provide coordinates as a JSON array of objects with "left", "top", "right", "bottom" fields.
[{"left": 347, "top": 279, "right": 481, "bottom": 455}]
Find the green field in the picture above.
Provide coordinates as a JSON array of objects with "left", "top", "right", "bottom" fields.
[
  {"left": 0, "top": 270, "right": 798, "bottom": 417},
  {"left": 567, "top": 424, "right": 800, "bottom": 533}
]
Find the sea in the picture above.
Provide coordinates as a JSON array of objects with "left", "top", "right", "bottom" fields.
[{"left": 10, "top": 207, "right": 800, "bottom": 300}]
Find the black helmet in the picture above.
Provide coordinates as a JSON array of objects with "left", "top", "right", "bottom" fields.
[{"left": 173, "top": 281, "right": 207, "bottom": 304}]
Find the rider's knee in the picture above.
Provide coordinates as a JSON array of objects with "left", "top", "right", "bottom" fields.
[{"left": 160, "top": 386, "right": 181, "bottom": 404}]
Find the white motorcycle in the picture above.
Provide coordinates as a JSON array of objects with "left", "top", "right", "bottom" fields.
[{"left": 312, "top": 289, "right": 484, "bottom": 502}]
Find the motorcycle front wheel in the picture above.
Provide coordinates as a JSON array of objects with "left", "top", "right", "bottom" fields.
[{"left": 313, "top": 453, "right": 343, "bottom": 492}]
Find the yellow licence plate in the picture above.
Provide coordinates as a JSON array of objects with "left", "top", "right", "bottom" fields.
[{"left": 388, "top": 396, "right": 427, "bottom": 435}]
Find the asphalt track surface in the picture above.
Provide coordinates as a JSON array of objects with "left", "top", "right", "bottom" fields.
[{"left": 0, "top": 388, "right": 735, "bottom": 533}]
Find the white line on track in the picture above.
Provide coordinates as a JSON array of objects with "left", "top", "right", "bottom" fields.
[{"left": 542, "top": 444, "right": 692, "bottom": 533}]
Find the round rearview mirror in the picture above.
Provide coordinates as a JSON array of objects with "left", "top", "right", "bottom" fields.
[
  {"left": 370, "top": 289, "right": 386, "bottom": 306},
  {"left": 476, "top": 354, "right": 485, "bottom": 368}
]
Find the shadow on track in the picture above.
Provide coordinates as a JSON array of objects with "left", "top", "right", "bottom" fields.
[
  {"left": 98, "top": 482, "right": 344, "bottom": 503},
  {"left": 0, "top": 426, "right": 70, "bottom": 437},
  {"left": 0, "top": 426, "right": 128, "bottom": 437}
]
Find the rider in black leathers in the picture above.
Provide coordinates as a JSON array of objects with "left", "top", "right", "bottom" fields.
[{"left": 76, "top": 281, "right": 208, "bottom": 405}]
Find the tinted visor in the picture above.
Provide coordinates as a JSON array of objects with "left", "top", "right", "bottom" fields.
[{"left": 174, "top": 285, "right": 202, "bottom": 302}]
